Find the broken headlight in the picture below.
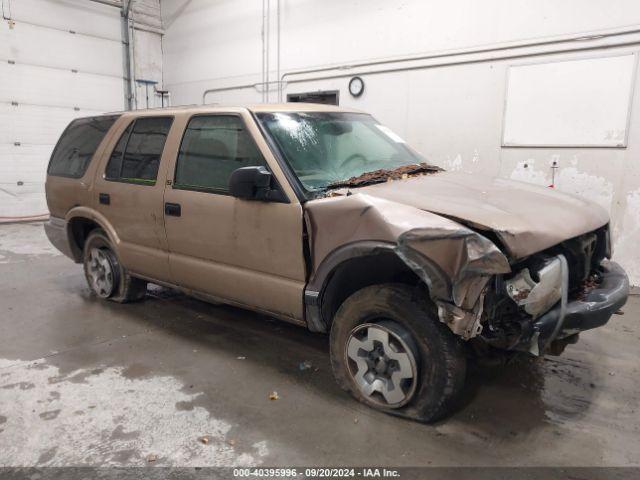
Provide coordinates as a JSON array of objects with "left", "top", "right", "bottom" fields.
[{"left": 504, "top": 256, "right": 566, "bottom": 318}]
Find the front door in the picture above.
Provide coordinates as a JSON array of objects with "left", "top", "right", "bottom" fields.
[{"left": 163, "top": 112, "right": 306, "bottom": 321}]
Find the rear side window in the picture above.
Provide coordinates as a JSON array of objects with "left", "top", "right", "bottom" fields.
[
  {"left": 105, "top": 117, "right": 173, "bottom": 185},
  {"left": 174, "top": 115, "right": 265, "bottom": 192},
  {"left": 48, "top": 115, "right": 120, "bottom": 178}
]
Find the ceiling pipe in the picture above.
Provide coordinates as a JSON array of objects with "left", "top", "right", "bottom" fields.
[
  {"left": 203, "top": 0, "right": 279, "bottom": 105},
  {"left": 87, "top": 0, "right": 123, "bottom": 8},
  {"left": 203, "top": 24, "right": 640, "bottom": 104},
  {"left": 121, "top": 0, "right": 135, "bottom": 110},
  {"left": 265, "top": 0, "right": 270, "bottom": 102},
  {"left": 278, "top": 38, "right": 640, "bottom": 90},
  {"left": 278, "top": 24, "right": 640, "bottom": 92},
  {"left": 85, "top": 0, "right": 134, "bottom": 109},
  {"left": 203, "top": 82, "right": 266, "bottom": 104},
  {"left": 1, "top": 0, "right": 11, "bottom": 20},
  {"left": 261, "top": 0, "right": 266, "bottom": 103},
  {"left": 277, "top": 0, "right": 281, "bottom": 102}
]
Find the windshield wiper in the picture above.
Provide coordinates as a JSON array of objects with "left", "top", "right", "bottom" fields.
[{"left": 325, "top": 162, "right": 442, "bottom": 190}]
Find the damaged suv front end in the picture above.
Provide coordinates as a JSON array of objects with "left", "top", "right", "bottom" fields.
[
  {"left": 254, "top": 106, "right": 629, "bottom": 421},
  {"left": 331, "top": 179, "right": 628, "bottom": 362},
  {"left": 257, "top": 109, "right": 628, "bottom": 359},
  {"left": 483, "top": 225, "right": 628, "bottom": 356}
]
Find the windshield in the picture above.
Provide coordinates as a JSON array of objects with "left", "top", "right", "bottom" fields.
[{"left": 256, "top": 112, "right": 430, "bottom": 191}]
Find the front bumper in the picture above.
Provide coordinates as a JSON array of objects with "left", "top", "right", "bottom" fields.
[{"left": 531, "top": 260, "right": 629, "bottom": 354}]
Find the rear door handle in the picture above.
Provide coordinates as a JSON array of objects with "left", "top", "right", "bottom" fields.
[
  {"left": 165, "top": 202, "right": 181, "bottom": 217},
  {"left": 99, "top": 193, "right": 110, "bottom": 205}
]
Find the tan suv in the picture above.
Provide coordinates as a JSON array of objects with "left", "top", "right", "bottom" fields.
[{"left": 45, "top": 104, "right": 629, "bottom": 422}]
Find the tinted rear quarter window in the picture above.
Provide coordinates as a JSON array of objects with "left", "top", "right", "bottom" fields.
[
  {"left": 105, "top": 117, "right": 173, "bottom": 185},
  {"left": 48, "top": 115, "right": 120, "bottom": 178}
]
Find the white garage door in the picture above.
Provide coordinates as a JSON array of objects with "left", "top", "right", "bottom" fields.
[{"left": 0, "top": 0, "right": 125, "bottom": 219}]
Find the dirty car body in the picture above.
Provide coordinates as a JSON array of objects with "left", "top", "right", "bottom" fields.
[{"left": 45, "top": 104, "right": 629, "bottom": 421}]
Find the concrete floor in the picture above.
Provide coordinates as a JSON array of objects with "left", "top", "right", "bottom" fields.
[{"left": 0, "top": 222, "right": 639, "bottom": 468}]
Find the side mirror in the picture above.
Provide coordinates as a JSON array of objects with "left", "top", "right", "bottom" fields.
[{"left": 229, "top": 166, "right": 282, "bottom": 201}]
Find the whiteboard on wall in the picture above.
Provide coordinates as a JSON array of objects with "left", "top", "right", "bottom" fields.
[{"left": 502, "top": 54, "right": 637, "bottom": 147}]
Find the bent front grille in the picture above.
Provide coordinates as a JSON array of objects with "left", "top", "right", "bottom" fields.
[{"left": 552, "top": 226, "right": 608, "bottom": 292}]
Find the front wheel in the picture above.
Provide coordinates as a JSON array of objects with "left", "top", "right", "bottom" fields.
[
  {"left": 330, "top": 284, "right": 466, "bottom": 422},
  {"left": 83, "top": 229, "right": 147, "bottom": 303}
]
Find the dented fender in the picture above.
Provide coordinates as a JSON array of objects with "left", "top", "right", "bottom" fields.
[{"left": 303, "top": 193, "right": 511, "bottom": 336}]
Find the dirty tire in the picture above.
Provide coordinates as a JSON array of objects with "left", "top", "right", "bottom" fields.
[
  {"left": 83, "top": 229, "right": 147, "bottom": 303},
  {"left": 330, "top": 283, "right": 466, "bottom": 423}
]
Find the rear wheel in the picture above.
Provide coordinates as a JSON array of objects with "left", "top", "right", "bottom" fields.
[
  {"left": 85, "top": 246, "right": 117, "bottom": 298},
  {"left": 330, "top": 283, "right": 466, "bottom": 422},
  {"left": 83, "top": 229, "right": 147, "bottom": 303}
]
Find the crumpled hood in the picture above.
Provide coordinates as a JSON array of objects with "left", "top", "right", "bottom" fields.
[{"left": 354, "top": 171, "right": 609, "bottom": 259}]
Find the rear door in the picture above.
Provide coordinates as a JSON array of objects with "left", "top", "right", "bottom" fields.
[
  {"left": 93, "top": 115, "right": 175, "bottom": 281},
  {"left": 162, "top": 110, "right": 307, "bottom": 321}
]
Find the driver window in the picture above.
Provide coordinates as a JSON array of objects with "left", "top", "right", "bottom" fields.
[{"left": 174, "top": 115, "right": 265, "bottom": 193}]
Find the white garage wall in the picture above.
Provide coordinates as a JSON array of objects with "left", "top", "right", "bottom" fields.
[
  {"left": 161, "top": 0, "right": 640, "bottom": 286},
  {"left": 0, "top": 0, "right": 125, "bottom": 219}
]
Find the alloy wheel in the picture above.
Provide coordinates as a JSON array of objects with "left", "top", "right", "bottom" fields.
[
  {"left": 345, "top": 321, "right": 418, "bottom": 408},
  {"left": 87, "top": 247, "right": 115, "bottom": 298}
]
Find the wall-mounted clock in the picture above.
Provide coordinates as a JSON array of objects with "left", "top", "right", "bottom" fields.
[{"left": 348, "top": 76, "right": 365, "bottom": 97}]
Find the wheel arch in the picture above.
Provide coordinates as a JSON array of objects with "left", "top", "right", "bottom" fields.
[
  {"left": 65, "top": 207, "right": 120, "bottom": 262},
  {"left": 304, "top": 241, "right": 450, "bottom": 333}
]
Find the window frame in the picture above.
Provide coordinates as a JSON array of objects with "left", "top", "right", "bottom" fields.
[
  {"left": 47, "top": 114, "right": 121, "bottom": 179},
  {"left": 104, "top": 115, "right": 174, "bottom": 186},
  {"left": 172, "top": 113, "right": 280, "bottom": 197}
]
